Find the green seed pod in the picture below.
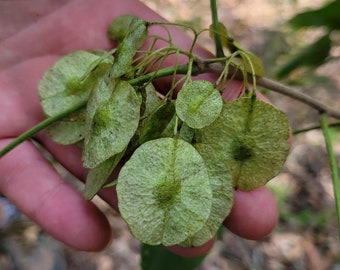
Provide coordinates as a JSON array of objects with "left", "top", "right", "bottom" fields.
[
  {"left": 38, "top": 50, "right": 113, "bottom": 145},
  {"left": 107, "top": 15, "right": 137, "bottom": 42},
  {"left": 179, "top": 122, "right": 195, "bottom": 143},
  {"left": 110, "top": 17, "right": 148, "bottom": 78},
  {"left": 124, "top": 83, "right": 162, "bottom": 155},
  {"left": 176, "top": 80, "right": 223, "bottom": 129},
  {"left": 83, "top": 80, "right": 141, "bottom": 168},
  {"left": 117, "top": 138, "right": 212, "bottom": 246},
  {"left": 181, "top": 143, "right": 233, "bottom": 247},
  {"left": 196, "top": 97, "right": 290, "bottom": 190},
  {"left": 38, "top": 50, "right": 101, "bottom": 117},
  {"left": 45, "top": 108, "right": 87, "bottom": 145},
  {"left": 139, "top": 101, "right": 176, "bottom": 144},
  {"left": 82, "top": 149, "right": 126, "bottom": 200},
  {"left": 140, "top": 83, "right": 161, "bottom": 119}
]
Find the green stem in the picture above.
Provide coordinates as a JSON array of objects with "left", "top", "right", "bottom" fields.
[
  {"left": 129, "top": 63, "right": 199, "bottom": 85},
  {"left": 320, "top": 113, "right": 340, "bottom": 239},
  {"left": 210, "top": 0, "right": 225, "bottom": 58},
  {"left": 0, "top": 101, "right": 86, "bottom": 158}
]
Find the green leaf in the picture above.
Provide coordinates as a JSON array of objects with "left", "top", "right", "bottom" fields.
[
  {"left": 176, "top": 80, "right": 223, "bottom": 129},
  {"left": 182, "top": 144, "right": 233, "bottom": 247},
  {"left": 139, "top": 101, "right": 176, "bottom": 144},
  {"left": 196, "top": 97, "right": 290, "bottom": 191},
  {"left": 38, "top": 50, "right": 101, "bottom": 117},
  {"left": 82, "top": 149, "right": 126, "bottom": 200},
  {"left": 117, "top": 138, "right": 212, "bottom": 246},
  {"left": 141, "top": 244, "right": 205, "bottom": 270},
  {"left": 83, "top": 80, "right": 141, "bottom": 168},
  {"left": 277, "top": 34, "right": 331, "bottom": 78},
  {"left": 238, "top": 50, "right": 265, "bottom": 77},
  {"left": 289, "top": 0, "right": 340, "bottom": 30},
  {"left": 209, "top": 22, "right": 237, "bottom": 52}
]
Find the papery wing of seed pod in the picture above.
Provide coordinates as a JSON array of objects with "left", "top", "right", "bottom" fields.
[
  {"left": 179, "top": 123, "right": 195, "bottom": 143},
  {"left": 140, "top": 83, "right": 161, "bottom": 119},
  {"left": 124, "top": 83, "right": 162, "bottom": 154},
  {"left": 38, "top": 50, "right": 113, "bottom": 144},
  {"left": 83, "top": 80, "right": 141, "bottom": 169},
  {"left": 154, "top": 114, "right": 177, "bottom": 139},
  {"left": 139, "top": 101, "right": 176, "bottom": 144},
  {"left": 38, "top": 50, "right": 103, "bottom": 116},
  {"left": 117, "top": 138, "right": 212, "bottom": 246},
  {"left": 44, "top": 108, "right": 87, "bottom": 145},
  {"left": 181, "top": 143, "right": 233, "bottom": 247},
  {"left": 82, "top": 148, "right": 126, "bottom": 200},
  {"left": 107, "top": 15, "right": 137, "bottom": 43},
  {"left": 176, "top": 80, "right": 223, "bottom": 129},
  {"left": 196, "top": 97, "right": 290, "bottom": 191},
  {"left": 84, "top": 74, "right": 115, "bottom": 147},
  {"left": 110, "top": 17, "right": 148, "bottom": 79}
]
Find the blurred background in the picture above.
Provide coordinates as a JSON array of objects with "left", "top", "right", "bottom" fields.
[{"left": 1, "top": 0, "right": 340, "bottom": 269}]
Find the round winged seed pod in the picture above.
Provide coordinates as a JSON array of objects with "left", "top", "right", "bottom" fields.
[
  {"left": 38, "top": 50, "right": 112, "bottom": 145},
  {"left": 176, "top": 80, "right": 223, "bottom": 129},
  {"left": 38, "top": 50, "right": 101, "bottom": 116},
  {"left": 83, "top": 80, "right": 141, "bottom": 169},
  {"left": 117, "top": 138, "right": 213, "bottom": 246},
  {"left": 196, "top": 97, "right": 290, "bottom": 190},
  {"left": 180, "top": 143, "right": 234, "bottom": 247}
]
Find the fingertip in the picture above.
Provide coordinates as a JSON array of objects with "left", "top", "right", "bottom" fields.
[
  {"left": 65, "top": 200, "right": 113, "bottom": 251},
  {"left": 223, "top": 186, "right": 279, "bottom": 240},
  {"left": 28, "top": 183, "right": 113, "bottom": 252},
  {"left": 165, "top": 236, "right": 216, "bottom": 258}
]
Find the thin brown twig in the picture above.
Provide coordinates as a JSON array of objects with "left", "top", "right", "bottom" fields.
[
  {"left": 195, "top": 58, "right": 340, "bottom": 119},
  {"left": 257, "top": 77, "right": 340, "bottom": 119}
]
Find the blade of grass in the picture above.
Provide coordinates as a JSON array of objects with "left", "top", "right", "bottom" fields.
[{"left": 320, "top": 113, "right": 340, "bottom": 239}]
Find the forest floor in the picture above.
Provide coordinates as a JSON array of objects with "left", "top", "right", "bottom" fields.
[{"left": 1, "top": 0, "right": 340, "bottom": 269}]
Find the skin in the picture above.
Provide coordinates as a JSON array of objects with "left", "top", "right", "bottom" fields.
[{"left": 0, "top": 0, "right": 279, "bottom": 255}]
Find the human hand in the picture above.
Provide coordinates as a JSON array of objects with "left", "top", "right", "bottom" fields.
[{"left": 0, "top": 0, "right": 279, "bottom": 257}]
